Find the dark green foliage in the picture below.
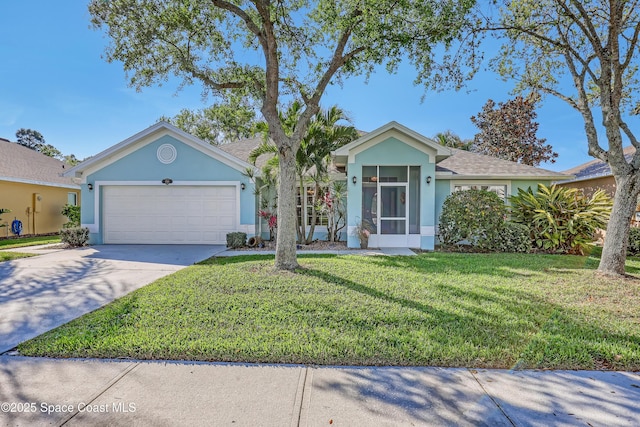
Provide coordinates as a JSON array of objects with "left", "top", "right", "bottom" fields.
[
  {"left": 491, "top": 222, "right": 531, "bottom": 253},
  {"left": 60, "top": 227, "right": 89, "bottom": 247},
  {"left": 438, "top": 189, "right": 508, "bottom": 251},
  {"left": 627, "top": 228, "right": 640, "bottom": 256},
  {"left": 226, "top": 232, "right": 247, "bottom": 249},
  {"left": 0, "top": 208, "right": 9, "bottom": 227},
  {"left": 510, "top": 185, "right": 612, "bottom": 255},
  {"left": 61, "top": 204, "right": 80, "bottom": 228}
]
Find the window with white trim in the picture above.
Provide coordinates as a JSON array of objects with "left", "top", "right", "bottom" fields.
[
  {"left": 296, "top": 186, "right": 328, "bottom": 227},
  {"left": 453, "top": 184, "right": 507, "bottom": 201}
]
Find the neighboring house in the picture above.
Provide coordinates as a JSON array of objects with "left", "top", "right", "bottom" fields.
[
  {"left": 557, "top": 145, "right": 640, "bottom": 225},
  {"left": 66, "top": 121, "right": 571, "bottom": 249},
  {"left": 557, "top": 145, "right": 635, "bottom": 198},
  {"left": 0, "top": 138, "right": 80, "bottom": 236}
]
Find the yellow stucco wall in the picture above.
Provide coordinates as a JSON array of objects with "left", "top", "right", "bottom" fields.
[
  {"left": 0, "top": 181, "right": 80, "bottom": 236},
  {"left": 557, "top": 176, "right": 616, "bottom": 198}
]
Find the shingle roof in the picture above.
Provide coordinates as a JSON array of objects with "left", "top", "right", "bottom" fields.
[
  {"left": 221, "top": 138, "right": 570, "bottom": 180},
  {"left": 561, "top": 146, "right": 635, "bottom": 181},
  {"left": 436, "top": 149, "right": 571, "bottom": 179},
  {"left": 0, "top": 141, "right": 79, "bottom": 188},
  {"left": 218, "top": 136, "right": 269, "bottom": 168}
]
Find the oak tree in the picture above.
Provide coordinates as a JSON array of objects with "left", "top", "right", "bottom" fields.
[
  {"left": 161, "top": 97, "right": 259, "bottom": 145},
  {"left": 90, "top": 0, "right": 478, "bottom": 270},
  {"left": 486, "top": 0, "right": 640, "bottom": 276}
]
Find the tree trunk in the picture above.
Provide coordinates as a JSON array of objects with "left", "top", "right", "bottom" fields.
[
  {"left": 296, "top": 175, "right": 304, "bottom": 244},
  {"left": 306, "top": 183, "right": 319, "bottom": 244},
  {"left": 275, "top": 148, "right": 300, "bottom": 270},
  {"left": 598, "top": 173, "right": 640, "bottom": 276}
]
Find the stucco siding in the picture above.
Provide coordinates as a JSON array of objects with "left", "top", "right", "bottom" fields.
[
  {"left": 0, "top": 181, "right": 79, "bottom": 235},
  {"left": 82, "top": 134, "right": 255, "bottom": 244},
  {"left": 346, "top": 136, "right": 436, "bottom": 250},
  {"left": 557, "top": 176, "right": 616, "bottom": 198}
]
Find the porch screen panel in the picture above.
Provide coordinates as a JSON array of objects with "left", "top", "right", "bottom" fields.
[{"left": 409, "top": 166, "right": 420, "bottom": 234}]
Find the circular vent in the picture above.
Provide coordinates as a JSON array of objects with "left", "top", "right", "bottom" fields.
[{"left": 157, "top": 144, "right": 177, "bottom": 164}]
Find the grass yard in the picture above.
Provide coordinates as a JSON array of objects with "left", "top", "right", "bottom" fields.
[
  {"left": 0, "top": 251, "right": 34, "bottom": 262},
  {"left": 0, "top": 235, "right": 60, "bottom": 249},
  {"left": 18, "top": 252, "right": 640, "bottom": 370},
  {"left": 0, "top": 235, "right": 60, "bottom": 262}
]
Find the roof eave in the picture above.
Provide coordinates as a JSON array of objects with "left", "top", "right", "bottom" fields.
[{"left": 435, "top": 173, "right": 574, "bottom": 181}]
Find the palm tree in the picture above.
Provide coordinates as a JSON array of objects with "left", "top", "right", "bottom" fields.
[
  {"left": 434, "top": 130, "right": 474, "bottom": 151},
  {"left": 250, "top": 103, "right": 358, "bottom": 244}
]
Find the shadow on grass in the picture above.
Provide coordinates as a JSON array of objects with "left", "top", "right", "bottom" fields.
[
  {"left": 298, "top": 264, "right": 640, "bottom": 370},
  {"left": 208, "top": 251, "right": 599, "bottom": 276}
]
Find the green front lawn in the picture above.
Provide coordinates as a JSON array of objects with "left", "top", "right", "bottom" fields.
[
  {"left": 0, "top": 235, "right": 60, "bottom": 249},
  {"left": 18, "top": 252, "right": 640, "bottom": 370},
  {"left": 0, "top": 251, "right": 35, "bottom": 262}
]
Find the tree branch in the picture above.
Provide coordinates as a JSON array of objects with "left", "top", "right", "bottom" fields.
[{"left": 211, "top": 0, "right": 266, "bottom": 48}]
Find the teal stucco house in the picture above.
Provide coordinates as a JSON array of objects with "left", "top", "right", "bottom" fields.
[{"left": 66, "top": 121, "right": 570, "bottom": 249}]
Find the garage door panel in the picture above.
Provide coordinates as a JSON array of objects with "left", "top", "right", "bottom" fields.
[{"left": 103, "top": 185, "right": 238, "bottom": 244}]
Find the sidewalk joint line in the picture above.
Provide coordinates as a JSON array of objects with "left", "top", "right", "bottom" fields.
[
  {"left": 468, "top": 368, "right": 517, "bottom": 427},
  {"left": 57, "top": 362, "right": 140, "bottom": 427},
  {"left": 292, "top": 367, "right": 309, "bottom": 427}
]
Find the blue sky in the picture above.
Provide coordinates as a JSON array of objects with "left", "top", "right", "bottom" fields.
[{"left": 0, "top": 1, "right": 622, "bottom": 171}]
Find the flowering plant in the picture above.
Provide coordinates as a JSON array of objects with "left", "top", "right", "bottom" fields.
[{"left": 258, "top": 210, "right": 277, "bottom": 240}]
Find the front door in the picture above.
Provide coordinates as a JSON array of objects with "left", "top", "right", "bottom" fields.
[{"left": 362, "top": 166, "right": 420, "bottom": 247}]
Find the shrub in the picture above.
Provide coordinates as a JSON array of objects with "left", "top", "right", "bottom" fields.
[
  {"left": 492, "top": 222, "right": 531, "bottom": 253},
  {"left": 510, "top": 184, "right": 612, "bottom": 255},
  {"left": 226, "top": 232, "right": 247, "bottom": 249},
  {"left": 438, "top": 189, "right": 507, "bottom": 251},
  {"left": 0, "top": 208, "right": 9, "bottom": 228},
  {"left": 628, "top": 227, "right": 640, "bottom": 256},
  {"left": 61, "top": 204, "right": 80, "bottom": 228},
  {"left": 60, "top": 227, "right": 89, "bottom": 247}
]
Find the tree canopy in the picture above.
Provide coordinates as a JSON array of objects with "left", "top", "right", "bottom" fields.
[
  {"left": 15, "top": 128, "right": 77, "bottom": 164},
  {"left": 471, "top": 94, "right": 558, "bottom": 166},
  {"left": 434, "top": 130, "right": 474, "bottom": 151},
  {"left": 160, "top": 97, "right": 259, "bottom": 145},
  {"left": 89, "top": 0, "right": 479, "bottom": 270}
]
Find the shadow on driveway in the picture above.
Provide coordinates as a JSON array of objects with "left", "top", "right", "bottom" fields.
[{"left": 0, "top": 245, "right": 225, "bottom": 353}]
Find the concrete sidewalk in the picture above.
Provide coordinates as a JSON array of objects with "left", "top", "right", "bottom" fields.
[{"left": 0, "top": 356, "right": 638, "bottom": 426}]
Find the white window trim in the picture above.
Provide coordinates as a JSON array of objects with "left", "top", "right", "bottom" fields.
[
  {"left": 298, "top": 185, "right": 329, "bottom": 229},
  {"left": 67, "top": 192, "right": 78, "bottom": 206},
  {"left": 450, "top": 180, "right": 511, "bottom": 202}
]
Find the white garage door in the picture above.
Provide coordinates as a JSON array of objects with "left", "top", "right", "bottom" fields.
[{"left": 103, "top": 185, "right": 237, "bottom": 244}]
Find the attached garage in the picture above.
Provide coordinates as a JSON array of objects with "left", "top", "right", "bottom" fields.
[
  {"left": 66, "top": 122, "right": 257, "bottom": 245},
  {"left": 103, "top": 185, "right": 237, "bottom": 244}
]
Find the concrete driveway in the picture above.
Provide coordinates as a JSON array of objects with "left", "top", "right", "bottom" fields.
[{"left": 0, "top": 245, "right": 226, "bottom": 354}]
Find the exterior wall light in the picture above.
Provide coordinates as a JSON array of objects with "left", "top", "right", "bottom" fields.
[
  {"left": 241, "top": 183, "right": 246, "bottom": 190},
  {"left": 162, "top": 178, "right": 173, "bottom": 185},
  {"left": 352, "top": 176, "right": 357, "bottom": 185},
  {"left": 87, "top": 183, "right": 93, "bottom": 191},
  {"left": 426, "top": 176, "right": 432, "bottom": 184}
]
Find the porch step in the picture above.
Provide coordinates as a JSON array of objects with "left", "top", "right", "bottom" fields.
[{"left": 379, "top": 247, "right": 417, "bottom": 256}]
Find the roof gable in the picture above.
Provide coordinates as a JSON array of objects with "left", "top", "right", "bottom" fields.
[
  {"left": 65, "top": 122, "right": 258, "bottom": 180},
  {"left": 0, "top": 141, "right": 79, "bottom": 189},
  {"left": 332, "top": 121, "right": 451, "bottom": 166}
]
